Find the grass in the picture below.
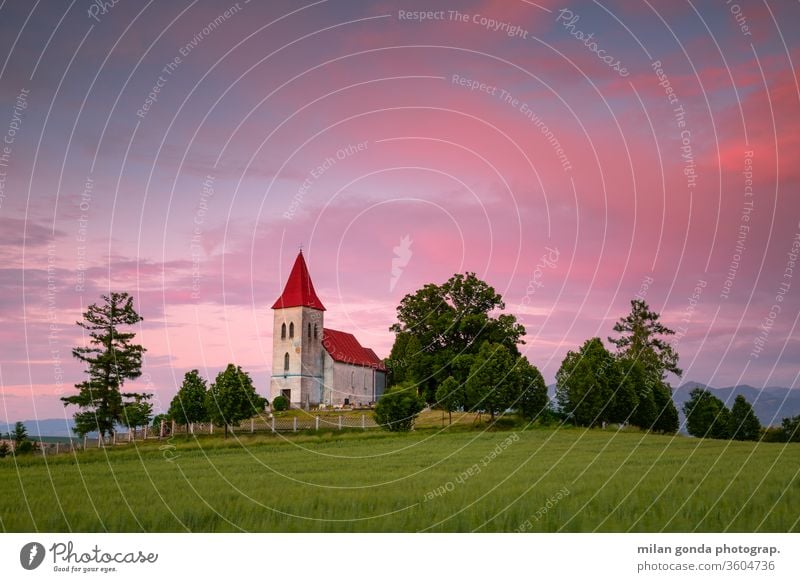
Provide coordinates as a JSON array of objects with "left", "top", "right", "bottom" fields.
[{"left": 1, "top": 424, "right": 798, "bottom": 532}]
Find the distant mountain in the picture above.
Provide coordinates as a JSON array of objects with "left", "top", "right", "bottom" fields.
[
  {"left": 673, "top": 382, "right": 800, "bottom": 427},
  {"left": 0, "top": 418, "right": 86, "bottom": 440}
]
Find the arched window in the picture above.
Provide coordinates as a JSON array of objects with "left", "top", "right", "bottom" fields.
[
  {"left": 308, "top": 323, "right": 312, "bottom": 339},
  {"left": 281, "top": 323, "right": 286, "bottom": 339},
  {"left": 289, "top": 322, "right": 294, "bottom": 338},
  {"left": 313, "top": 324, "right": 318, "bottom": 339},
  {"left": 284, "top": 352, "right": 290, "bottom": 371}
]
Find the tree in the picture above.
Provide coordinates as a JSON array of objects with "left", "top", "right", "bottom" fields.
[
  {"left": 272, "top": 395, "right": 289, "bottom": 412},
  {"left": 388, "top": 273, "right": 526, "bottom": 402},
  {"left": 609, "top": 298, "right": 682, "bottom": 377},
  {"left": 435, "top": 376, "right": 463, "bottom": 425},
  {"left": 556, "top": 338, "right": 623, "bottom": 427},
  {"left": 61, "top": 292, "right": 148, "bottom": 438},
  {"left": 121, "top": 394, "right": 154, "bottom": 436},
  {"left": 169, "top": 370, "right": 209, "bottom": 426},
  {"left": 151, "top": 413, "right": 170, "bottom": 435},
  {"left": 727, "top": 395, "right": 762, "bottom": 441},
  {"left": 0, "top": 441, "right": 9, "bottom": 458},
  {"left": 651, "top": 381, "right": 679, "bottom": 433},
  {"left": 781, "top": 415, "right": 800, "bottom": 442},
  {"left": 465, "top": 342, "right": 519, "bottom": 421},
  {"left": 683, "top": 388, "right": 730, "bottom": 439},
  {"left": 205, "top": 364, "right": 264, "bottom": 438},
  {"left": 374, "top": 382, "right": 425, "bottom": 431},
  {"left": 516, "top": 357, "right": 549, "bottom": 421},
  {"left": 12, "top": 421, "right": 36, "bottom": 454}
]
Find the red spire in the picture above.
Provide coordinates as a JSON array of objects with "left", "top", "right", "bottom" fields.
[{"left": 271, "top": 251, "right": 326, "bottom": 310}]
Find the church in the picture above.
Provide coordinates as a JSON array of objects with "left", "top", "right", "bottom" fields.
[{"left": 269, "top": 251, "right": 387, "bottom": 409}]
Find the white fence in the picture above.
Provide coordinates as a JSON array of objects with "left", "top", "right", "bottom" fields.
[{"left": 25, "top": 413, "right": 380, "bottom": 457}]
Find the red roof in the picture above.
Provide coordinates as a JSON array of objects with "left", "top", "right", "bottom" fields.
[
  {"left": 272, "top": 251, "right": 326, "bottom": 310},
  {"left": 322, "top": 328, "right": 386, "bottom": 371}
]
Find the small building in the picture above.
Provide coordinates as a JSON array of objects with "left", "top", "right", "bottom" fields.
[{"left": 269, "top": 251, "right": 387, "bottom": 408}]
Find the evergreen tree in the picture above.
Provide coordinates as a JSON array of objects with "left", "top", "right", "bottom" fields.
[
  {"left": 683, "top": 388, "right": 730, "bottom": 439},
  {"left": 12, "top": 421, "right": 35, "bottom": 454},
  {"left": 169, "top": 370, "right": 210, "bottom": 426},
  {"left": 608, "top": 299, "right": 682, "bottom": 376},
  {"left": 727, "top": 395, "right": 762, "bottom": 441},
  {"left": 435, "top": 376, "right": 463, "bottom": 425},
  {"left": 205, "top": 364, "right": 264, "bottom": 438},
  {"left": 61, "top": 292, "right": 148, "bottom": 438}
]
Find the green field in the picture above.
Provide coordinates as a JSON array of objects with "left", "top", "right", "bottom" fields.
[{"left": 1, "top": 425, "right": 798, "bottom": 532}]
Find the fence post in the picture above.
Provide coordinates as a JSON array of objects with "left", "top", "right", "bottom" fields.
[
  {"left": 271, "top": 417, "right": 275, "bottom": 432},
  {"left": 98, "top": 435, "right": 103, "bottom": 448},
  {"left": 144, "top": 425, "right": 148, "bottom": 440},
  {"left": 315, "top": 416, "right": 319, "bottom": 431},
  {"left": 338, "top": 415, "right": 342, "bottom": 430},
  {"left": 361, "top": 414, "right": 365, "bottom": 429},
  {"left": 160, "top": 420, "right": 165, "bottom": 439},
  {"left": 128, "top": 430, "right": 132, "bottom": 443},
  {"left": 112, "top": 432, "right": 116, "bottom": 445},
  {"left": 190, "top": 422, "right": 194, "bottom": 435},
  {"left": 210, "top": 423, "right": 213, "bottom": 434},
  {"left": 83, "top": 435, "right": 87, "bottom": 451},
  {"left": 171, "top": 420, "right": 176, "bottom": 435},
  {"left": 293, "top": 417, "right": 297, "bottom": 433},
  {"left": 55, "top": 442, "right": 59, "bottom": 455},
  {"left": 251, "top": 418, "right": 254, "bottom": 433}
]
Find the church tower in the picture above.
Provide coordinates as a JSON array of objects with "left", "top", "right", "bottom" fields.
[{"left": 269, "top": 251, "right": 325, "bottom": 409}]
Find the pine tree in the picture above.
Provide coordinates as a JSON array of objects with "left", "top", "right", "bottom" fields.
[
  {"left": 728, "top": 395, "right": 762, "bottom": 441},
  {"left": 609, "top": 299, "right": 682, "bottom": 376},
  {"left": 61, "top": 292, "right": 148, "bottom": 438}
]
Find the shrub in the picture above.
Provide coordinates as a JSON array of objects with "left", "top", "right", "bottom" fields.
[
  {"left": 374, "top": 383, "right": 425, "bottom": 432},
  {"left": 272, "top": 395, "right": 289, "bottom": 412}
]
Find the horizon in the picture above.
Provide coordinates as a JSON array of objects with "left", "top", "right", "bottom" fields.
[{"left": 1, "top": 0, "right": 799, "bottom": 422}]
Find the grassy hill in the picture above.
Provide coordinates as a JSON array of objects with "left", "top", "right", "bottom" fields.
[{"left": 1, "top": 424, "right": 797, "bottom": 532}]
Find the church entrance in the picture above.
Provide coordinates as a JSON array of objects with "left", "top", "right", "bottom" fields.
[{"left": 281, "top": 389, "right": 291, "bottom": 403}]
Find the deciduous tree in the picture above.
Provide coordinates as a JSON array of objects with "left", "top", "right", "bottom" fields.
[
  {"left": 205, "top": 364, "right": 264, "bottom": 438},
  {"left": 169, "top": 370, "right": 209, "bottom": 426},
  {"left": 727, "top": 395, "right": 762, "bottom": 441}
]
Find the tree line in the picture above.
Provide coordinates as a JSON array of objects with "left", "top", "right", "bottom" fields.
[
  {"left": 684, "top": 388, "right": 800, "bottom": 442},
  {"left": 380, "top": 273, "right": 683, "bottom": 433}
]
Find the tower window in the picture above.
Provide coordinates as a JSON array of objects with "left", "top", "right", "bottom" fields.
[
  {"left": 308, "top": 323, "right": 312, "bottom": 339},
  {"left": 313, "top": 324, "right": 318, "bottom": 339},
  {"left": 284, "top": 352, "right": 290, "bottom": 371},
  {"left": 281, "top": 323, "right": 286, "bottom": 339},
  {"left": 289, "top": 322, "right": 294, "bottom": 338}
]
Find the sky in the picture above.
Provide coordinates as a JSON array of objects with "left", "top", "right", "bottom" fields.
[{"left": 0, "top": 0, "right": 798, "bottom": 421}]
